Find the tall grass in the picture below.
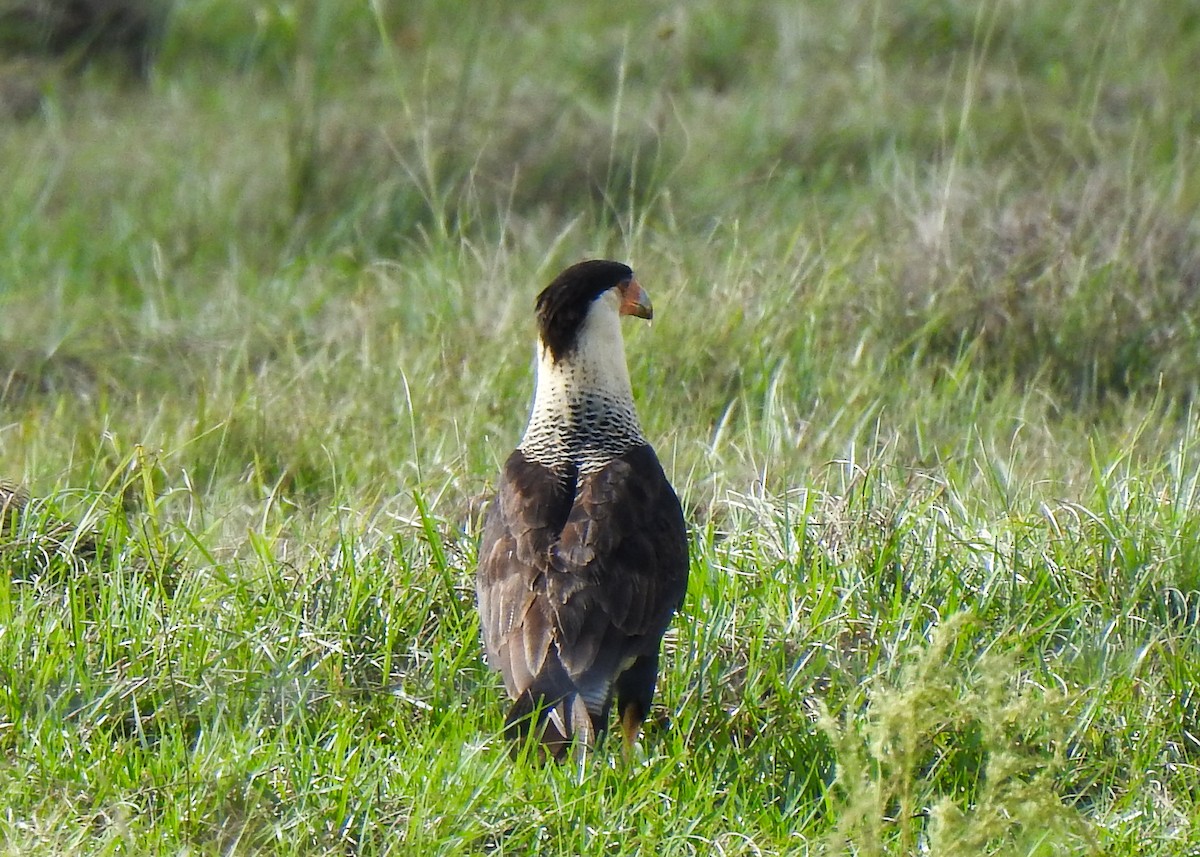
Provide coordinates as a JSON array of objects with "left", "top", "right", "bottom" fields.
[{"left": 2, "top": 0, "right": 1200, "bottom": 853}]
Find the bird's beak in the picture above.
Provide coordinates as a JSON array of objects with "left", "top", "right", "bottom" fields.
[{"left": 618, "top": 278, "right": 653, "bottom": 320}]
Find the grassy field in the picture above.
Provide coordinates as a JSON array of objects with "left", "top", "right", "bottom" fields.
[{"left": 3, "top": 0, "right": 1200, "bottom": 853}]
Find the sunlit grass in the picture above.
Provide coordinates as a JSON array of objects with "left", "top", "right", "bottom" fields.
[{"left": 3, "top": 0, "right": 1200, "bottom": 854}]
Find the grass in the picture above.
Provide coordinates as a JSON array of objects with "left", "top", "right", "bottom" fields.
[{"left": 3, "top": 0, "right": 1200, "bottom": 853}]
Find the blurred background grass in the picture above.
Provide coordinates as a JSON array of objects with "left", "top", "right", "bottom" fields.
[{"left": 4, "top": 0, "right": 1199, "bottom": 503}]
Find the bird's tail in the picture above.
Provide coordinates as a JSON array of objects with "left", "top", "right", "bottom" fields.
[{"left": 505, "top": 691, "right": 598, "bottom": 762}]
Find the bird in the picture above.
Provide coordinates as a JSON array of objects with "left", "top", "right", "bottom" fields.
[{"left": 476, "top": 259, "right": 690, "bottom": 762}]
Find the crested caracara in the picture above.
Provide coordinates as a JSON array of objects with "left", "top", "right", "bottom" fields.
[{"left": 476, "top": 260, "right": 689, "bottom": 761}]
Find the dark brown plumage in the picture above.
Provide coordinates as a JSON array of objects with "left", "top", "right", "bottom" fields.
[{"left": 476, "top": 260, "right": 689, "bottom": 761}]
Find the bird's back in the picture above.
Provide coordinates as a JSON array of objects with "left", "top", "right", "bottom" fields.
[{"left": 476, "top": 443, "right": 688, "bottom": 759}]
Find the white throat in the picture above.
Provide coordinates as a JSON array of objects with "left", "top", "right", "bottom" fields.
[{"left": 518, "top": 290, "right": 645, "bottom": 473}]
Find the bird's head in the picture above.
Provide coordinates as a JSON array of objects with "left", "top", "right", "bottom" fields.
[{"left": 535, "top": 260, "right": 652, "bottom": 364}]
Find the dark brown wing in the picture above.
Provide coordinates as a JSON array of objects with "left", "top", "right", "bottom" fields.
[
  {"left": 475, "top": 443, "right": 688, "bottom": 744},
  {"left": 476, "top": 449, "right": 575, "bottom": 703},
  {"left": 547, "top": 444, "right": 689, "bottom": 691}
]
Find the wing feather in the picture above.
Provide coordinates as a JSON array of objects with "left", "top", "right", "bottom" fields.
[
  {"left": 477, "top": 450, "right": 574, "bottom": 701},
  {"left": 548, "top": 445, "right": 688, "bottom": 683},
  {"left": 476, "top": 443, "right": 689, "bottom": 743}
]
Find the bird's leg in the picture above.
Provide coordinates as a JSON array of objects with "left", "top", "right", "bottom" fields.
[
  {"left": 614, "top": 654, "right": 658, "bottom": 761},
  {"left": 619, "top": 701, "right": 646, "bottom": 762}
]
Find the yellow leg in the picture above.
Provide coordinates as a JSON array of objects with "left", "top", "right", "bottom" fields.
[{"left": 619, "top": 703, "right": 644, "bottom": 761}]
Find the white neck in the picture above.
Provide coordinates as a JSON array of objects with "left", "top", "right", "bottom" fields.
[{"left": 518, "top": 290, "right": 645, "bottom": 471}]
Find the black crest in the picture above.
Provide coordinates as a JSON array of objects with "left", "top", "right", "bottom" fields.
[{"left": 535, "top": 260, "right": 634, "bottom": 362}]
